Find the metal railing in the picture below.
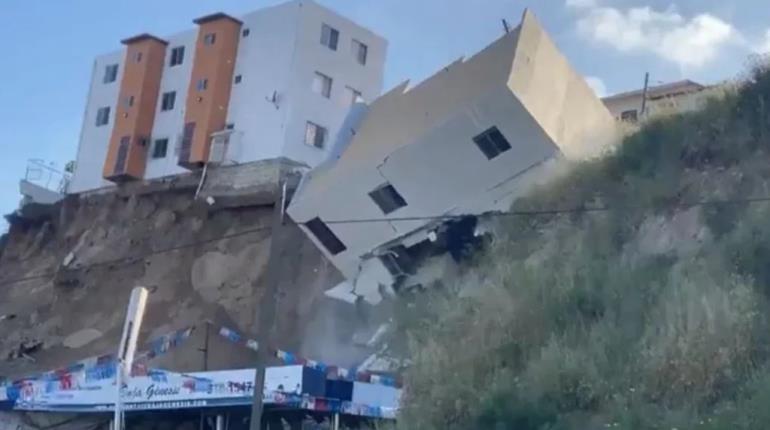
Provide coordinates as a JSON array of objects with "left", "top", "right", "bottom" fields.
[{"left": 24, "top": 159, "right": 71, "bottom": 194}]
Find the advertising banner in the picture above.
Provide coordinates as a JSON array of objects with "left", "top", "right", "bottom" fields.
[{"left": 14, "top": 369, "right": 256, "bottom": 412}]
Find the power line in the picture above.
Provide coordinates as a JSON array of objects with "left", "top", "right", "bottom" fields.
[{"left": 0, "top": 226, "right": 272, "bottom": 288}]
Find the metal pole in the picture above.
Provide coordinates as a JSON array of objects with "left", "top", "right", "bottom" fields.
[
  {"left": 640, "top": 72, "right": 650, "bottom": 119},
  {"left": 249, "top": 177, "right": 289, "bottom": 430},
  {"left": 114, "top": 287, "right": 149, "bottom": 430},
  {"left": 502, "top": 19, "right": 511, "bottom": 34},
  {"left": 202, "top": 321, "right": 211, "bottom": 371},
  {"left": 332, "top": 413, "right": 340, "bottom": 430}
]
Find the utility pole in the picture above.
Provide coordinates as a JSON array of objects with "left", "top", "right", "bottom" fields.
[
  {"left": 200, "top": 320, "right": 211, "bottom": 371},
  {"left": 249, "top": 174, "right": 291, "bottom": 430},
  {"left": 640, "top": 72, "right": 650, "bottom": 120}
]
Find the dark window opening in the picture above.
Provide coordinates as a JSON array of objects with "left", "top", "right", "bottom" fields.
[
  {"left": 305, "top": 122, "right": 327, "bottom": 149},
  {"left": 197, "top": 78, "right": 208, "bottom": 91},
  {"left": 170, "top": 46, "right": 185, "bottom": 67},
  {"left": 152, "top": 139, "right": 169, "bottom": 159},
  {"left": 96, "top": 107, "right": 111, "bottom": 127},
  {"left": 352, "top": 39, "right": 368, "bottom": 65},
  {"left": 242, "top": 28, "right": 250, "bottom": 38},
  {"left": 161, "top": 91, "right": 176, "bottom": 111},
  {"left": 369, "top": 183, "right": 407, "bottom": 214},
  {"left": 473, "top": 126, "right": 511, "bottom": 160},
  {"left": 204, "top": 33, "right": 216, "bottom": 45},
  {"left": 103, "top": 64, "right": 118, "bottom": 84},
  {"left": 321, "top": 24, "right": 339, "bottom": 50},
  {"left": 621, "top": 109, "right": 638, "bottom": 122},
  {"left": 306, "top": 217, "right": 346, "bottom": 255},
  {"left": 234, "top": 75, "right": 242, "bottom": 84},
  {"left": 134, "top": 52, "right": 143, "bottom": 63}
]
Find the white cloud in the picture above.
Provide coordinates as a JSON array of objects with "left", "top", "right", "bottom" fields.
[
  {"left": 566, "top": 0, "right": 597, "bottom": 9},
  {"left": 569, "top": 3, "right": 739, "bottom": 69},
  {"left": 756, "top": 29, "right": 770, "bottom": 53},
  {"left": 585, "top": 76, "right": 607, "bottom": 97}
]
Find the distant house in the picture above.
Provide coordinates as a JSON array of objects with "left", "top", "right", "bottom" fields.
[
  {"left": 287, "top": 10, "right": 617, "bottom": 303},
  {"left": 602, "top": 80, "right": 710, "bottom": 122}
]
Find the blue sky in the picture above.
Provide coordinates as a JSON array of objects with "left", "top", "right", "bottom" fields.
[{"left": 1, "top": 0, "right": 769, "bottom": 231}]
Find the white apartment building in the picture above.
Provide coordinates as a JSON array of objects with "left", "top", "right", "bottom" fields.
[
  {"left": 288, "top": 10, "right": 616, "bottom": 303},
  {"left": 69, "top": 0, "right": 386, "bottom": 193},
  {"left": 602, "top": 80, "right": 710, "bottom": 122}
]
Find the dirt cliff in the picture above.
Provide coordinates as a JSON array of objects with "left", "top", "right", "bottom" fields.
[{"left": 0, "top": 160, "right": 388, "bottom": 381}]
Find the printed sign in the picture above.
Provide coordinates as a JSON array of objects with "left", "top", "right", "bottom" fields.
[{"left": 15, "top": 369, "right": 256, "bottom": 412}]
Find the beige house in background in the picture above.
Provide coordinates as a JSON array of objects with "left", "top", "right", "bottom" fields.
[
  {"left": 288, "top": 9, "right": 617, "bottom": 303},
  {"left": 602, "top": 80, "right": 714, "bottom": 122}
]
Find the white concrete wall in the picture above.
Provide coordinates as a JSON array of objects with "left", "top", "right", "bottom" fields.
[
  {"left": 280, "top": 0, "right": 387, "bottom": 167},
  {"left": 145, "top": 30, "right": 197, "bottom": 179},
  {"left": 288, "top": 10, "right": 616, "bottom": 280},
  {"left": 69, "top": 51, "right": 123, "bottom": 193},
  {"left": 225, "top": 2, "right": 301, "bottom": 164}
]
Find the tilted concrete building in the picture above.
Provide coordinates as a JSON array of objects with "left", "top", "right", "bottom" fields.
[{"left": 287, "top": 10, "right": 616, "bottom": 303}]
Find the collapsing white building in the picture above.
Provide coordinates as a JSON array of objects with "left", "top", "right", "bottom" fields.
[{"left": 287, "top": 10, "right": 617, "bottom": 303}]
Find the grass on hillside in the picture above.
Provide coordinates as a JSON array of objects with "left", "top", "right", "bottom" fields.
[{"left": 395, "top": 59, "right": 770, "bottom": 430}]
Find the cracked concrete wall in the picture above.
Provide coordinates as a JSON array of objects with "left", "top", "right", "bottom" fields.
[{"left": 0, "top": 162, "right": 389, "bottom": 380}]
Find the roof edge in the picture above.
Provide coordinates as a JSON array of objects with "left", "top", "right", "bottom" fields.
[
  {"left": 193, "top": 12, "right": 243, "bottom": 26},
  {"left": 121, "top": 33, "right": 169, "bottom": 46}
]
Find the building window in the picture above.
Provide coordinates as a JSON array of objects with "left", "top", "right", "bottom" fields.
[
  {"left": 320, "top": 24, "right": 339, "bottom": 51},
  {"left": 103, "top": 64, "right": 118, "bottom": 84},
  {"left": 204, "top": 33, "right": 216, "bottom": 46},
  {"left": 234, "top": 75, "right": 242, "bottom": 84},
  {"left": 124, "top": 95, "right": 134, "bottom": 109},
  {"left": 242, "top": 28, "right": 250, "bottom": 38},
  {"left": 352, "top": 39, "right": 368, "bottom": 65},
  {"left": 161, "top": 91, "right": 176, "bottom": 111},
  {"left": 306, "top": 217, "right": 346, "bottom": 255},
  {"left": 225, "top": 123, "right": 235, "bottom": 130},
  {"left": 312, "top": 72, "right": 333, "bottom": 98},
  {"left": 169, "top": 46, "right": 185, "bottom": 67},
  {"left": 152, "top": 138, "right": 169, "bottom": 159},
  {"left": 134, "top": 51, "right": 143, "bottom": 63},
  {"left": 95, "top": 107, "right": 111, "bottom": 127},
  {"left": 197, "top": 78, "right": 208, "bottom": 91},
  {"left": 344, "top": 86, "right": 363, "bottom": 106},
  {"left": 369, "top": 183, "right": 407, "bottom": 215},
  {"left": 621, "top": 109, "right": 639, "bottom": 122},
  {"left": 473, "top": 126, "right": 511, "bottom": 160},
  {"left": 305, "top": 122, "right": 327, "bottom": 149}
]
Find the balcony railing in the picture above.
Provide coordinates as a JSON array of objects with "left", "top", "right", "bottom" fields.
[{"left": 24, "top": 159, "right": 71, "bottom": 194}]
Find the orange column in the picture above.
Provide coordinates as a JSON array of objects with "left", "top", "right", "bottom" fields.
[
  {"left": 103, "top": 34, "right": 167, "bottom": 182},
  {"left": 178, "top": 13, "right": 242, "bottom": 169}
]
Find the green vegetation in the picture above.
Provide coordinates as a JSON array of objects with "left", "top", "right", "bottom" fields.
[{"left": 397, "top": 61, "right": 770, "bottom": 430}]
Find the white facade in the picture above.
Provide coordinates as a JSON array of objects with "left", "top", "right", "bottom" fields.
[
  {"left": 288, "top": 10, "right": 617, "bottom": 302},
  {"left": 69, "top": 0, "right": 386, "bottom": 194}
]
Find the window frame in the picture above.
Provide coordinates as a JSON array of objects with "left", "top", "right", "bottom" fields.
[
  {"left": 95, "top": 107, "right": 111, "bottom": 127},
  {"left": 472, "top": 126, "right": 512, "bottom": 160},
  {"left": 204, "top": 33, "right": 216, "bottom": 46},
  {"left": 321, "top": 24, "right": 339, "bottom": 51},
  {"left": 312, "top": 71, "right": 333, "bottom": 98},
  {"left": 169, "top": 46, "right": 185, "bottom": 67},
  {"left": 197, "top": 78, "right": 208, "bottom": 92},
  {"left": 352, "top": 39, "right": 368, "bottom": 65},
  {"left": 306, "top": 217, "right": 347, "bottom": 255},
  {"left": 345, "top": 86, "right": 363, "bottom": 106},
  {"left": 161, "top": 91, "right": 176, "bottom": 111},
  {"left": 369, "top": 183, "right": 408, "bottom": 215},
  {"left": 103, "top": 64, "right": 118, "bottom": 84},
  {"left": 152, "top": 138, "right": 169, "bottom": 159},
  {"left": 621, "top": 109, "right": 639, "bottom": 122},
  {"left": 304, "top": 121, "right": 327, "bottom": 149}
]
